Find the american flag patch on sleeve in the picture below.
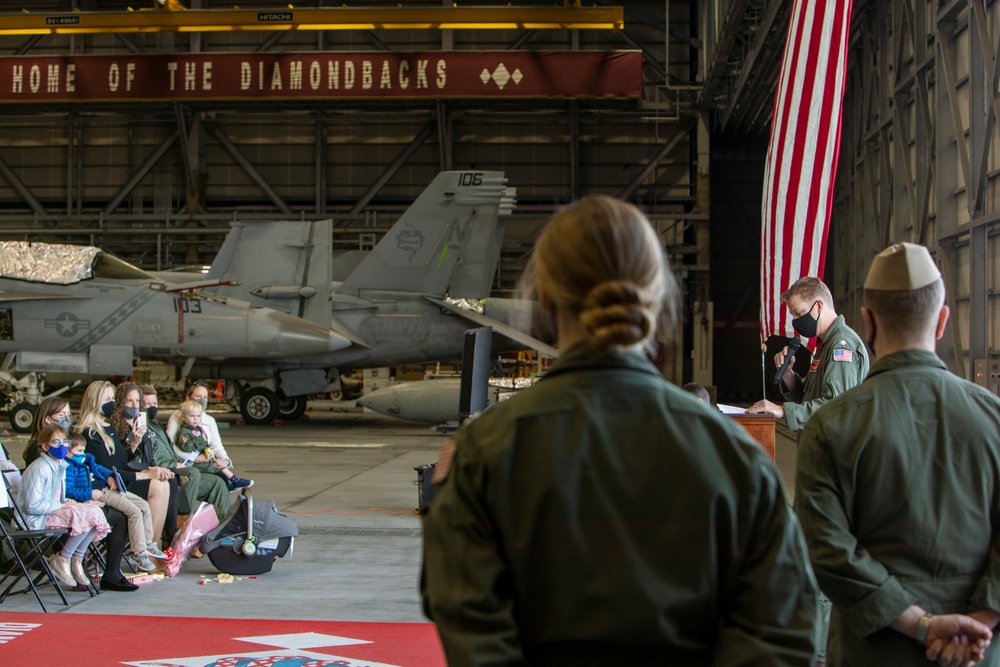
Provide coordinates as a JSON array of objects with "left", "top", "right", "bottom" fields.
[{"left": 833, "top": 349, "right": 853, "bottom": 362}]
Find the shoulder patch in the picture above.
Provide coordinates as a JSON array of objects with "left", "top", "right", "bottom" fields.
[{"left": 833, "top": 349, "right": 853, "bottom": 362}]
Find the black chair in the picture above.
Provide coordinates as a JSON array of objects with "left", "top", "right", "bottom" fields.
[{"left": 0, "top": 472, "right": 71, "bottom": 611}]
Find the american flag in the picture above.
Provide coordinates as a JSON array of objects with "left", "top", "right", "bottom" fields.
[
  {"left": 760, "top": 0, "right": 854, "bottom": 340},
  {"left": 833, "top": 349, "right": 853, "bottom": 362}
]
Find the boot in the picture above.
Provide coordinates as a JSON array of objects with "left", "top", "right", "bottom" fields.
[
  {"left": 70, "top": 556, "right": 91, "bottom": 586},
  {"left": 48, "top": 553, "right": 75, "bottom": 587}
]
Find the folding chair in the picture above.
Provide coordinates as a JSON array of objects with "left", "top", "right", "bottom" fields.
[
  {"left": 4, "top": 466, "right": 102, "bottom": 597},
  {"left": 0, "top": 472, "right": 71, "bottom": 611}
]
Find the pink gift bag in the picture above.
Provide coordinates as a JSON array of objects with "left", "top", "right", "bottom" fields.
[{"left": 164, "top": 502, "right": 219, "bottom": 577}]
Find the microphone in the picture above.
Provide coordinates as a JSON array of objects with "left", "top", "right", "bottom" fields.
[{"left": 773, "top": 338, "right": 802, "bottom": 386}]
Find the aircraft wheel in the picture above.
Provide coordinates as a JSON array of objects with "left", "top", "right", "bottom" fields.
[
  {"left": 9, "top": 402, "right": 36, "bottom": 434},
  {"left": 240, "top": 388, "right": 279, "bottom": 425},
  {"left": 278, "top": 395, "right": 307, "bottom": 421},
  {"left": 328, "top": 390, "right": 343, "bottom": 402}
]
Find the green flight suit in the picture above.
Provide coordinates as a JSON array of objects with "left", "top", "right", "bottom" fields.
[
  {"left": 422, "top": 342, "right": 821, "bottom": 667},
  {"left": 796, "top": 350, "right": 1000, "bottom": 665},
  {"left": 783, "top": 315, "right": 868, "bottom": 431},
  {"left": 146, "top": 419, "right": 232, "bottom": 519}
]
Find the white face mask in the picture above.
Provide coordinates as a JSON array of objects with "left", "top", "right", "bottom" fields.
[{"left": 194, "top": 397, "right": 208, "bottom": 410}]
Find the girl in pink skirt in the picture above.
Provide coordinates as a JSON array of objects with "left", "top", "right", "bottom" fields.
[{"left": 18, "top": 423, "right": 110, "bottom": 589}]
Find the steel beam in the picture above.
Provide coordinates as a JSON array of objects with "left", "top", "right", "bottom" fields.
[
  {"left": 970, "top": 224, "right": 988, "bottom": 378},
  {"left": 618, "top": 118, "right": 696, "bottom": 201},
  {"left": 0, "top": 151, "right": 48, "bottom": 217},
  {"left": 255, "top": 31, "right": 286, "bottom": 53},
  {"left": 114, "top": 33, "right": 143, "bottom": 55},
  {"left": 569, "top": 101, "right": 579, "bottom": 201},
  {"left": 205, "top": 123, "right": 293, "bottom": 216},
  {"left": 436, "top": 101, "right": 452, "bottom": 172},
  {"left": 700, "top": 0, "right": 752, "bottom": 107},
  {"left": 102, "top": 129, "right": 180, "bottom": 216},
  {"left": 316, "top": 112, "right": 327, "bottom": 215},
  {"left": 346, "top": 122, "right": 435, "bottom": 218},
  {"left": 720, "top": 0, "right": 787, "bottom": 129}
]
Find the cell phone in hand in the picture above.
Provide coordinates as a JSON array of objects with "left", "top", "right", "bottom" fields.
[{"left": 135, "top": 412, "right": 147, "bottom": 430}]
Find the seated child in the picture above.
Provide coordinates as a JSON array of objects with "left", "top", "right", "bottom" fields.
[
  {"left": 18, "top": 424, "right": 111, "bottom": 590},
  {"left": 64, "top": 433, "right": 166, "bottom": 573},
  {"left": 173, "top": 400, "right": 253, "bottom": 491}
]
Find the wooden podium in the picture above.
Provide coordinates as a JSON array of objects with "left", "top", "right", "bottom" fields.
[{"left": 729, "top": 413, "right": 777, "bottom": 461}]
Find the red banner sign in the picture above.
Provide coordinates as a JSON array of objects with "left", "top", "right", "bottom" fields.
[{"left": 0, "top": 51, "right": 642, "bottom": 102}]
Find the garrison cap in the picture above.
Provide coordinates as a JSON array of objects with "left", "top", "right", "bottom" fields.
[{"left": 864, "top": 242, "right": 941, "bottom": 291}]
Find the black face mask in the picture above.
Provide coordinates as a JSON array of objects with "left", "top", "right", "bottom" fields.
[
  {"left": 100, "top": 400, "right": 115, "bottom": 418},
  {"left": 146, "top": 406, "right": 158, "bottom": 421},
  {"left": 791, "top": 301, "right": 820, "bottom": 339}
]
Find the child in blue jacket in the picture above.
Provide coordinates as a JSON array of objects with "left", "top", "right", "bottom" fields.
[{"left": 65, "top": 434, "right": 165, "bottom": 572}]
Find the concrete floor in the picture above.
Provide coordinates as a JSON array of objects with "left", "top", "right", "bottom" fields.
[
  {"left": 2, "top": 405, "right": 800, "bottom": 621},
  {"left": 3, "top": 408, "right": 444, "bottom": 621}
]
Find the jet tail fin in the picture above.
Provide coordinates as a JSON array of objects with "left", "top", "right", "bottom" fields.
[
  {"left": 207, "top": 218, "right": 333, "bottom": 328},
  {"left": 338, "top": 171, "right": 515, "bottom": 298}
]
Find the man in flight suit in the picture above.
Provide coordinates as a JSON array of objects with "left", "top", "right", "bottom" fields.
[
  {"left": 796, "top": 243, "right": 1000, "bottom": 666},
  {"left": 749, "top": 277, "right": 868, "bottom": 431}
]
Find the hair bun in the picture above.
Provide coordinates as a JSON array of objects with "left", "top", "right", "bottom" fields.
[{"left": 580, "top": 281, "right": 654, "bottom": 350}]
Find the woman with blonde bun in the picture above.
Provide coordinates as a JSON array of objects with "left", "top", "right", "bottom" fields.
[{"left": 422, "top": 194, "right": 820, "bottom": 666}]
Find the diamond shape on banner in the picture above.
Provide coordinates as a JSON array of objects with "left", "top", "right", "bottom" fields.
[{"left": 491, "top": 63, "right": 511, "bottom": 89}]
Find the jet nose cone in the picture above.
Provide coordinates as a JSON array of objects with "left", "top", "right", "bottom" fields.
[{"left": 249, "top": 309, "right": 348, "bottom": 357}]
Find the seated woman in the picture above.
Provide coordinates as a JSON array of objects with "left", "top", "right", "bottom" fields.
[
  {"left": 21, "top": 395, "right": 74, "bottom": 466},
  {"left": 167, "top": 382, "right": 252, "bottom": 491},
  {"left": 21, "top": 394, "right": 138, "bottom": 591},
  {"left": 18, "top": 423, "right": 110, "bottom": 591},
  {"left": 77, "top": 380, "right": 179, "bottom": 551},
  {"left": 137, "top": 384, "right": 232, "bottom": 519}
]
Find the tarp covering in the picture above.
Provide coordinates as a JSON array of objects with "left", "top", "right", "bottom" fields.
[{"left": 0, "top": 241, "right": 99, "bottom": 285}]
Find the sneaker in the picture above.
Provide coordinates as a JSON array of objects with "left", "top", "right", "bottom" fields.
[
  {"left": 124, "top": 550, "right": 156, "bottom": 573},
  {"left": 227, "top": 476, "right": 254, "bottom": 491},
  {"left": 145, "top": 543, "right": 167, "bottom": 559},
  {"left": 48, "top": 553, "right": 76, "bottom": 587}
]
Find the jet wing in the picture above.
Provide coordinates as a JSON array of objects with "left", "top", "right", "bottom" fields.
[
  {"left": 428, "top": 297, "right": 559, "bottom": 358},
  {"left": 0, "top": 290, "right": 88, "bottom": 302}
]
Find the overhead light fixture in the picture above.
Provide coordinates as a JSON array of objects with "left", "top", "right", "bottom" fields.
[{"left": 0, "top": 6, "right": 623, "bottom": 35}]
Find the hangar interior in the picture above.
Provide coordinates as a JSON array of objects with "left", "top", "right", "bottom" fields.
[{"left": 0, "top": 0, "right": 997, "bottom": 401}]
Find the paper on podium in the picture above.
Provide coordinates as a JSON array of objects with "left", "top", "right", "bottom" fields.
[{"left": 717, "top": 403, "right": 748, "bottom": 415}]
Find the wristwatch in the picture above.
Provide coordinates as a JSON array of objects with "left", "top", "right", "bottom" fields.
[{"left": 916, "top": 612, "right": 934, "bottom": 645}]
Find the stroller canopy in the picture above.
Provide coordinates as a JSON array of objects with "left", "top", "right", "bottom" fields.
[{"left": 202, "top": 496, "right": 298, "bottom": 553}]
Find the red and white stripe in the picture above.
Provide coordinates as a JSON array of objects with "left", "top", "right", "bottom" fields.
[{"left": 760, "top": 0, "right": 853, "bottom": 340}]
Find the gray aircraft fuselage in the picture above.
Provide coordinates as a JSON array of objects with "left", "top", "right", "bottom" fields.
[{"left": 0, "top": 256, "right": 345, "bottom": 376}]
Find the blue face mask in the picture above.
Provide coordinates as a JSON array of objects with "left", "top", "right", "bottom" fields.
[
  {"left": 47, "top": 440, "right": 71, "bottom": 461},
  {"left": 70, "top": 454, "right": 86, "bottom": 464},
  {"left": 123, "top": 406, "right": 139, "bottom": 420}
]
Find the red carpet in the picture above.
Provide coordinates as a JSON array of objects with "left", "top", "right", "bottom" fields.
[{"left": 0, "top": 612, "right": 445, "bottom": 666}]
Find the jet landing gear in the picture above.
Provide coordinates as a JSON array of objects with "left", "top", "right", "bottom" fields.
[
  {"left": 240, "top": 387, "right": 279, "bottom": 425},
  {"left": 9, "top": 402, "right": 35, "bottom": 434},
  {"left": 277, "top": 396, "right": 307, "bottom": 421},
  {"left": 238, "top": 387, "right": 308, "bottom": 425}
]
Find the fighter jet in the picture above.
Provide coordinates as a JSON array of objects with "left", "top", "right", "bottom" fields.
[
  {"left": 0, "top": 241, "right": 346, "bottom": 429},
  {"left": 199, "top": 170, "right": 557, "bottom": 424}
]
